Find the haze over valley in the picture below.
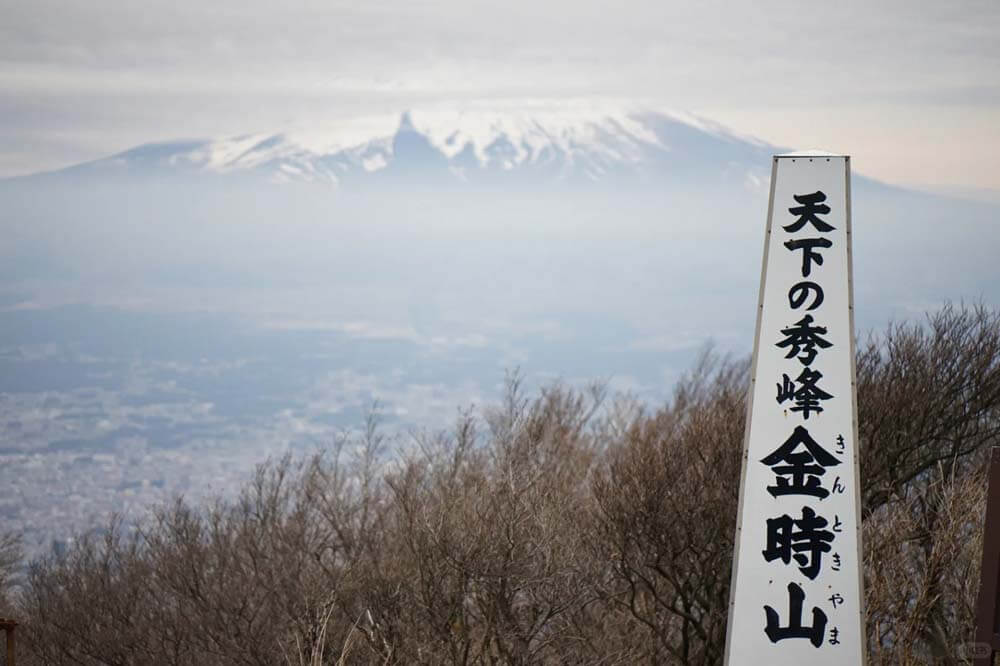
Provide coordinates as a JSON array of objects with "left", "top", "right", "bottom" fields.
[{"left": 2, "top": 103, "right": 998, "bottom": 554}]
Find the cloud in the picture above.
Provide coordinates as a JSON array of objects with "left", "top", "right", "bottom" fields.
[{"left": 0, "top": 0, "right": 998, "bottom": 184}]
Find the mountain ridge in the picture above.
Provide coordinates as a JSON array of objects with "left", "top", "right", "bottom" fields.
[{"left": 6, "top": 106, "right": 781, "bottom": 190}]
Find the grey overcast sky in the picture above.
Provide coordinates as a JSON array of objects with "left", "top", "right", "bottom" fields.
[{"left": 2, "top": 0, "right": 998, "bottom": 190}]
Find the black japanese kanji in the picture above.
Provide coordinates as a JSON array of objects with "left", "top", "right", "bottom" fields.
[
  {"left": 785, "top": 237, "right": 833, "bottom": 277},
  {"left": 760, "top": 425, "right": 841, "bottom": 499},
  {"left": 776, "top": 314, "right": 833, "bottom": 366},
  {"left": 785, "top": 191, "right": 835, "bottom": 233},
  {"left": 762, "top": 505, "right": 834, "bottom": 580},
  {"left": 764, "top": 582, "right": 828, "bottom": 648},
  {"left": 776, "top": 367, "right": 834, "bottom": 419}
]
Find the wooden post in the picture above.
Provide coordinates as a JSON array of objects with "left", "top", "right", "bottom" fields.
[
  {"left": 974, "top": 447, "right": 1000, "bottom": 666},
  {"left": 0, "top": 618, "right": 15, "bottom": 666}
]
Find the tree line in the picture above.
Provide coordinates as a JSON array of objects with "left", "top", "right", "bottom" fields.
[{"left": 2, "top": 304, "right": 999, "bottom": 665}]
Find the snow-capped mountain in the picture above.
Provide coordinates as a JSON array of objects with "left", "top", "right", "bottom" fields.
[{"left": 28, "top": 104, "right": 777, "bottom": 189}]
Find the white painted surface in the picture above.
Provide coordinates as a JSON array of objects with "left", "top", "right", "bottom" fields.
[{"left": 726, "top": 155, "right": 864, "bottom": 664}]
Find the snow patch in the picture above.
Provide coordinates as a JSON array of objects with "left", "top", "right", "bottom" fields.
[{"left": 361, "top": 153, "right": 388, "bottom": 172}]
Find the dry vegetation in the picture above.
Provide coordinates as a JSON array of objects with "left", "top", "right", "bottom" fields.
[{"left": 3, "top": 304, "right": 1000, "bottom": 665}]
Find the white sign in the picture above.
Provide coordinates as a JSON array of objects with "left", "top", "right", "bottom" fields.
[{"left": 725, "top": 153, "right": 865, "bottom": 663}]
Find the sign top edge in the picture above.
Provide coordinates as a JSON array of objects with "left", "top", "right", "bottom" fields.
[{"left": 775, "top": 150, "right": 848, "bottom": 158}]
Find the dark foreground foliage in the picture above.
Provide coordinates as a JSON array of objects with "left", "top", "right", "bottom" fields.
[{"left": 4, "top": 304, "right": 1000, "bottom": 665}]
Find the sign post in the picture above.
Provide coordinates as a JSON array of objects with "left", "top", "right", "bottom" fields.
[
  {"left": 973, "top": 447, "right": 1000, "bottom": 666},
  {"left": 725, "top": 153, "right": 865, "bottom": 663},
  {"left": 0, "top": 617, "right": 16, "bottom": 666}
]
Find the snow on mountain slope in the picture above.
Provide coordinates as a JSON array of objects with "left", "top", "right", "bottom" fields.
[{"left": 24, "top": 103, "right": 776, "bottom": 189}]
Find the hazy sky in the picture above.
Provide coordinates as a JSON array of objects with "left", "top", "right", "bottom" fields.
[{"left": 2, "top": 0, "right": 998, "bottom": 190}]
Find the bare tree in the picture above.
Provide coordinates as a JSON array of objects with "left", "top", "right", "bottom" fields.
[
  {"left": 864, "top": 457, "right": 987, "bottom": 664},
  {"left": 0, "top": 531, "right": 21, "bottom": 611},
  {"left": 591, "top": 351, "right": 747, "bottom": 664},
  {"left": 857, "top": 304, "right": 1000, "bottom": 515},
  {"left": 11, "top": 305, "right": 1000, "bottom": 665}
]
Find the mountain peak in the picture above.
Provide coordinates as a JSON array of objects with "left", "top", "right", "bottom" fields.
[{"left": 397, "top": 110, "right": 417, "bottom": 133}]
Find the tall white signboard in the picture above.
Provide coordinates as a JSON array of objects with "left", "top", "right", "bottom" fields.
[{"left": 725, "top": 153, "right": 865, "bottom": 663}]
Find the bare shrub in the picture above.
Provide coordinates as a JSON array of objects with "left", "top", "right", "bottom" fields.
[
  {"left": 0, "top": 531, "right": 21, "bottom": 616},
  {"left": 9, "top": 305, "right": 1000, "bottom": 665},
  {"left": 864, "top": 457, "right": 987, "bottom": 664},
  {"left": 857, "top": 304, "right": 1000, "bottom": 515},
  {"left": 591, "top": 352, "right": 748, "bottom": 664}
]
